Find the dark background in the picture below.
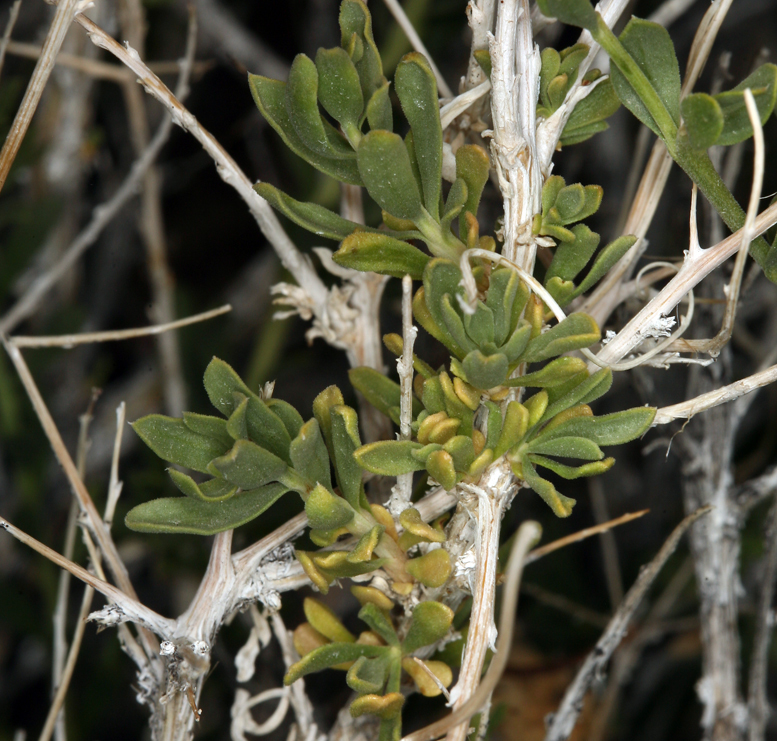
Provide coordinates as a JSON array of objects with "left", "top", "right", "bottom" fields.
[{"left": 1, "top": 0, "right": 777, "bottom": 738}]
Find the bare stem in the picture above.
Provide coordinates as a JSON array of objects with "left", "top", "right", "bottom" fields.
[{"left": 0, "top": 0, "right": 80, "bottom": 192}]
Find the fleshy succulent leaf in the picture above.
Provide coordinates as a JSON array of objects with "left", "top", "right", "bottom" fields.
[
  {"left": 132, "top": 415, "right": 232, "bottom": 474},
  {"left": 357, "top": 130, "right": 425, "bottom": 221},
  {"left": 395, "top": 53, "right": 443, "bottom": 219},
  {"left": 403, "top": 601, "right": 454, "bottom": 653},
  {"left": 124, "top": 483, "right": 290, "bottom": 535},
  {"left": 333, "top": 232, "right": 429, "bottom": 279},
  {"left": 355, "top": 440, "right": 427, "bottom": 476}
]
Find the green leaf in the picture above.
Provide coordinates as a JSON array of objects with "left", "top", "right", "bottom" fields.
[
  {"left": 547, "top": 73, "right": 570, "bottom": 111},
  {"left": 505, "top": 356, "right": 589, "bottom": 388},
  {"left": 422, "top": 259, "right": 468, "bottom": 357},
  {"left": 681, "top": 93, "right": 724, "bottom": 150},
  {"left": 167, "top": 469, "right": 238, "bottom": 502},
  {"left": 440, "top": 295, "right": 477, "bottom": 355},
  {"left": 542, "top": 175, "right": 566, "bottom": 215},
  {"left": 132, "top": 415, "right": 231, "bottom": 474},
  {"left": 347, "top": 655, "right": 390, "bottom": 694},
  {"left": 339, "top": 0, "right": 384, "bottom": 101},
  {"left": 403, "top": 601, "right": 454, "bottom": 653},
  {"left": 351, "top": 694, "right": 404, "bottom": 722},
  {"left": 305, "top": 483, "right": 354, "bottom": 530},
  {"left": 406, "top": 548, "right": 452, "bottom": 588},
  {"left": 290, "top": 419, "right": 332, "bottom": 490},
  {"left": 714, "top": 64, "right": 777, "bottom": 147},
  {"left": 246, "top": 397, "right": 293, "bottom": 464},
  {"left": 523, "top": 313, "right": 600, "bottom": 363},
  {"left": 208, "top": 439, "right": 291, "bottom": 490},
  {"left": 529, "top": 454, "right": 615, "bottom": 479},
  {"left": 285, "top": 642, "right": 385, "bottom": 684},
  {"left": 539, "top": 368, "right": 612, "bottom": 424},
  {"left": 486, "top": 268, "right": 525, "bottom": 346},
  {"left": 254, "top": 182, "right": 371, "bottom": 241},
  {"left": 286, "top": 54, "right": 356, "bottom": 159},
  {"left": 425, "top": 449, "right": 457, "bottom": 490},
  {"left": 349, "top": 366, "right": 422, "bottom": 422},
  {"left": 609, "top": 19, "right": 681, "bottom": 138},
  {"left": 413, "top": 286, "right": 458, "bottom": 354},
  {"left": 315, "top": 47, "right": 364, "bottom": 136},
  {"left": 304, "top": 597, "right": 356, "bottom": 642},
  {"left": 493, "top": 401, "right": 529, "bottom": 459},
  {"left": 462, "top": 350, "right": 509, "bottom": 389},
  {"left": 359, "top": 603, "right": 399, "bottom": 645},
  {"left": 330, "top": 405, "right": 365, "bottom": 510},
  {"left": 526, "top": 435, "right": 604, "bottom": 460},
  {"left": 266, "top": 399, "right": 304, "bottom": 439},
  {"left": 545, "top": 224, "right": 600, "bottom": 283},
  {"left": 535, "top": 0, "right": 597, "bottom": 30},
  {"left": 182, "top": 412, "right": 234, "bottom": 448},
  {"left": 540, "top": 48, "right": 562, "bottom": 111},
  {"left": 560, "top": 120, "right": 610, "bottom": 147},
  {"left": 125, "top": 483, "right": 289, "bottom": 535},
  {"left": 313, "top": 385, "right": 345, "bottom": 457},
  {"left": 354, "top": 440, "right": 426, "bottom": 476},
  {"left": 203, "top": 357, "right": 256, "bottom": 417},
  {"left": 357, "top": 130, "right": 425, "bottom": 221},
  {"left": 574, "top": 235, "right": 637, "bottom": 294},
  {"left": 546, "top": 277, "right": 578, "bottom": 308},
  {"left": 474, "top": 49, "right": 491, "bottom": 77},
  {"left": 313, "top": 550, "right": 387, "bottom": 580},
  {"left": 226, "top": 396, "right": 249, "bottom": 440},
  {"left": 463, "top": 302, "right": 495, "bottom": 346},
  {"left": 333, "top": 231, "right": 429, "bottom": 279},
  {"left": 554, "top": 183, "right": 585, "bottom": 223},
  {"left": 441, "top": 178, "right": 468, "bottom": 232},
  {"left": 348, "top": 525, "right": 383, "bottom": 562},
  {"left": 560, "top": 78, "right": 620, "bottom": 147},
  {"left": 538, "top": 407, "right": 656, "bottom": 445},
  {"left": 455, "top": 145, "right": 491, "bottom": 233},
  {"left": 395, "top": 53, "right": 443, "bottom": 219},
  {"left": 520, "top": 457, "right": 576, "bottom": 517},
  {"left": 366, "top": 81, "right": 393, "bottom": 131},
  {"left": 443, "top": 435, "right": 476, "bottom": 471},
  {"left": 249, "top": 75, "right": 362, "bottom": 185}
]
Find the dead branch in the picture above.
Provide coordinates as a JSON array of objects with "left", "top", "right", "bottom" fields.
[
  {"left": 0, "top": 0, "right": 80, "bottom": 192},
  {"left": 543, "top": 505, "right": 712, "bottom": 741}
]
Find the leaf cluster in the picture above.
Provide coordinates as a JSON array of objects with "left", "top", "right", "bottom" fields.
[
  {"left": 536, "top": 0, "right": 777, "bottom": 280},
  {"left": 288, "top": 593, "right": 454, "bottom": 739}
]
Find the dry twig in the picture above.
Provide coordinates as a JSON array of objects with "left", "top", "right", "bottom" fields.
[
  {"left": 0, "top": 0, "right": 80, "bottom": 191},
  {"left": 543, "top": 505, "right": 712, "bottom": 741}
]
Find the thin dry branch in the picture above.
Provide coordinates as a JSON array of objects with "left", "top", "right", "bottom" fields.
[
  {"left": 10, "top": 305, "right": 232, "bottom": 348},
  {"left": 0, "top": 57, "right": 189, "bottom": 335},
  {"left": 543, "top": 505, "right": 712, "bottom": 741},
  {"left": 523, "top": 510, "right": 649, "bottom": 566},
  {"left": 39, "top": 585, "right": 94, "bottom": 741},
  {"left": 653, "top": 362, "right": 777, "bottom": 426},
  {"left": 68, "top": 8, "right": 329, "bottom": 311},
  {"left": 594, "top": 199, "right": 777, "bottom": 368},
  {"left": 0, "top": 0, "right": 22, "bottom": 79},
  {"left": 0, "top": 515, "right": 174, "bottom": 636},
  {"left": 0, "top": 337, "right": 160, "bottom": 659},
  {"left": 0, "top": 0, "right": 80, "bottom": 192},
  {"left": 3, "top": 40, "right": 212, "bottom": 82}
]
